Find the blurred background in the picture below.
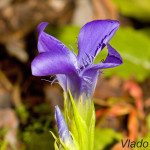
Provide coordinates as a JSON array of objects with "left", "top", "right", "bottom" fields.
[{"left": 0, "top": 0, "right": 150, "bottom": 149}]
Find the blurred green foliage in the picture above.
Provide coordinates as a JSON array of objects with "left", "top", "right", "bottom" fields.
[
  {"left": 0, "top": 128, "right": 7, "bottom": 138},
  {"left": 22, "top": 131, "right": 54, "bottom": 150},
  {"left": 0, "top": 128, "right": 7, "bottom": 150},
  {"left": 19, "top": 104, "right": 55, "bottom": 150},
  {"left": 0, "top": 140, "right": 7, "bottom": 150},
  {"left": 146, "top": 114, "right": 150, "bottom": 131},
  {"left": 15, "top": 104, "right": 29, "bottom": 122},
  {"left": 113, "top": 0, "right": 150, "bottom": 21},
  {"left": 94, "top": 128, "right": 122, "bottom": 150},
  {"left": 46, "top": 25, "right": 150, "bottom": 81}
]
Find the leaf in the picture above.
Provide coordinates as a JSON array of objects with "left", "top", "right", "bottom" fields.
[
  {"left": 88, "top": 105, "right": 95, "bottom": 150},
  {"left": 49, "top": 131, "right": 57, "bottom": 140},
  {"left": 59, "top": 139, "right": 70, "bottom": 150},
  {"left": 0, "top": 140, "right": 7, "bottom": 150},
  {"left": 69, "top": 91, "right": 89, "bottom": 150},
  {"left": 50, "top": 131, "right": 70, "bottom": 150},
  {"left": 54, "top": 141, "right": 59, "bottom": 150},
  {"left": 94, "top": 128, "right": 122, "bottom": 150}
]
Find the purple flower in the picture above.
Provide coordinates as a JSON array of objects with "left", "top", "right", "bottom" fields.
[
  {"left": 55, "top": 105, "right": 72, "bottom": 143},
  {"left": 31, "top": 20, "right": 122, "bottom": 100}
]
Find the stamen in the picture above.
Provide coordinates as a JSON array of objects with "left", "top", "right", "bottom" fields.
[
  {"left": 85, "top": 53, "right": 92, "bottom": 64},
  {"left": 69, "top": 45, "right": 74, "bottom": 52},
  {"left": 41, "top": 78, "right": 58, "bottom": 85},
  {"left": 82, "top": 58, "right": 86, "bottom": 68},
  {"left": 50, "top": 75, "right": 55, "bottom": 79},
  {"left": 58, "top": 43, "right": 65, "bottom": 49},
  {"left": 51, "top": 78, "right": 58, "bottom": 85},
  {"left": 41, "top": 79, "right": 52, "bottom": 83},
  {"left": 91, "top": 55, "right": 95, "bottom": 61},
  {"left": 86, "top": 60, "right": 90, "bottom": 65},
  {"left": 77, "top": 68, "right": 81, "bottom": 73},
  {"left": 83, "top": 76, "right": 91, "bottom": 80},
  {"left": 83, "top": 77, "right": 92, "bottom": 85}
]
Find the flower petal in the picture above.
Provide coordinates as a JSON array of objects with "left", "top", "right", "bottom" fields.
[
  {"left": 80, "top": 70, "right": 99, "bottom": 97},
  {"left": 37, "top": 22, "right": 66, "bottom": 53},
  {"left": 37, "top": 22, "right": 77, "bottom": 63},
  {"left": 103, "top": 44, "right": 123, "bottom": 65},
  {"left": 80, "top": 44, "right": 122, "bottom": 94},
  {"left": 66, "top": 74, "right": 82, "bottom": 100},
  {"left": 77, "top": 20, "right": 120, "bottom": 67},
  {"left": 56, "top": 74, "right": 82, "bottom": 100},
  {"left": 37, "top": 22, "right": 49, "bottom": 35},
  {"left": 55, "top": 105, "right": 72, "bottom": 143},
  {"left": 84, "top": 44, "right": 122, "bottom": 71},
  {"left": 31, "top": 51, "right": 77, "bottom": 76},
  {"left": 56, "top": 74, "right": 67, "bottom": 92}
]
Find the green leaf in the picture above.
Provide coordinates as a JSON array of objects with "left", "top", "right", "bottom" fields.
[
  {"left": 69, "top": 91, "right": 89, "bottom": 150},
  {"left": 50, "top": 131, "right": 57, "bottom": 140},
  {"left": 94, "top": 128, "right": 122, "bottom": 150},
  {"left": 15, "top": 104, "right": 29, "bottom": 121},
  {"left": 64, "top": 92, "right": 95, "bottom": 150},
  {"left": 59, "top": 139, "right": 70, "bottom": 150},
  {"left": 50, "top": 131, "right": 70, "bottom": 150},
  {"left": 0, "top": 140, "right": 7, "bottom": 150},
  {"left": 54, "top": 141, "right": 59, "bottom": 150},
  {"left": 88, "top": 105, "right": 95, "bottom": 150}
]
